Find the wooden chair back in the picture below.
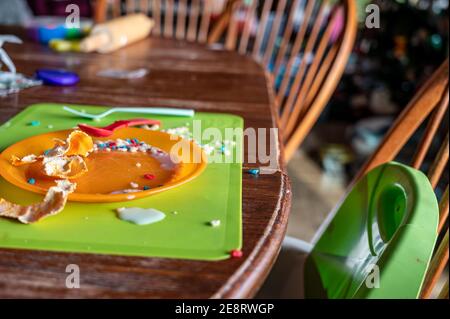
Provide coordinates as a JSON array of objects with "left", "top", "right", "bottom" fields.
[
  {"left": 221, "top": 0, "right": 358, "bottom": 161},
  {"left": 93, "top": 0, "right": 230, "bottom": 43},
  {"left": 355, "top": 59, "right": 449, "bottom": 299}
]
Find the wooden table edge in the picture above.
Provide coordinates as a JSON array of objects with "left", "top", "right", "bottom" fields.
[{"left": 212, "top": 70, "right": 292, "bottom": 298}]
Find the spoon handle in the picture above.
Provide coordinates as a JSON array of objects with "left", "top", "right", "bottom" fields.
[
  {"left": 104, "top": 119, "right": 160, "bottom": 131},
  {"left": 113, "top": 107, "right": 194, "bottom": 117}
]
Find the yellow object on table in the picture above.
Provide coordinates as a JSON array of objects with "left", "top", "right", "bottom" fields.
[{"left": 80, "top": 14, "right": 154, "bottom": 53}]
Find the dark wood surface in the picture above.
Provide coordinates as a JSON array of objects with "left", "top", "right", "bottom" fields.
[{"left": 0, "top": 27, "right": 291, "bottom": 298}]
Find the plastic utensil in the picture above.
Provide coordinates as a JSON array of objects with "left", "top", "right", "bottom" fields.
[
  {"left": 63, "top": 105, "right": 194, "bottom": 119},
  {"left": 78, "top": 118, "right": 160, "bottom": 137},
  {"left": 35, "top": 69, "right": 79, "bottom": 86}
]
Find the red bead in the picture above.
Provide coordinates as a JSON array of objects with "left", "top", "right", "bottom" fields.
[
  {"left": 144, "top": 174, "right": 155, "bottom": 180},
  {"left": 230, "top": 249, "right": 243, "bottom": 258}
]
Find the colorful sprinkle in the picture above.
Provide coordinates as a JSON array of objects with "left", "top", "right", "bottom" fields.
[
  {"left": 27, "top": 178, "right": 36, "bottom": 185},
  {"left": 143, "top": 186, "right": 150, "bottom": 190},
  {"left": 247, "top": 168, "right": 260, "bottom": 176},
  {"left": 230, "top": 249, "right": 243, "bottom": 258},
  {"left": 144, "top": 174, "right": 155, "bottom": 180},
  {"left": 28, "top": 120, "right": 40, "bottom": 127},
  {"left": 44, "top": 149, "right": 51, "bottom": 156},
  {"left": 47, "top": 124, "right": 54, "bottom": 129},
  {"left": 136, "top": 162, "right": 142, "bottom": 168}
]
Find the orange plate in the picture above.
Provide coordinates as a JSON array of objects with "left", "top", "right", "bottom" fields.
[{"left": 0, "top": 128, "right": 207, "bottom": 202}]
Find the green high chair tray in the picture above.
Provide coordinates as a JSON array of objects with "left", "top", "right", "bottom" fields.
[{"left": 305, "top": 162, "right": 439, "bottom": 298}]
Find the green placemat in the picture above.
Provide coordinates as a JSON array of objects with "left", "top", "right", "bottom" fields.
[{"left": 0, "top": 103, "right": 243, "bottom": 260}]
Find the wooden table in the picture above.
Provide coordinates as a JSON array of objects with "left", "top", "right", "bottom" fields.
[{"left": 0, "top": 27, "right": 291, "bottom": 298}]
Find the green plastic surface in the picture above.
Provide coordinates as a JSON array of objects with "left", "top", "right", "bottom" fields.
[
  {"left": 0, "top": 103, "right": 243, "bottom": 261},
  {"left": 305, "top": 162, "right": 439, "bottom": 299}
]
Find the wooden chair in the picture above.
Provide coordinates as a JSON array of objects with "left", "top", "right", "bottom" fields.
[
  {"left": 222, "top": 0, "right": 358, "bottom": 161},
  {"left": 92, "top": 0, "right": 234, "bottom": 43},
  {"left": 354, "top": 59, "right": 449, "bottom": 299},
  {"left": 258, "top": 59, "right": 449, "bottom": 299}
]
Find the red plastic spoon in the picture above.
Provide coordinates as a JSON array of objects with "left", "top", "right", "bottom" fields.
[{"left": 78, "top": 119, "right": 161, "bottom": 137}]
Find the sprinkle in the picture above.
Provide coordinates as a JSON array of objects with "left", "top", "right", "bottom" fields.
[
  {"left": 130, "top": 182, "right": 139, "bottom": 188},
  {"left": 126, "top": 195, "right": 136, "bottom": 200},
  {"left": 47, "top": 124, "right": 54, "bottom": 129},
  {"left": 27, "top": 178, "right": 36, "bottom": 185},
  {"left": 44, "top": 149, "right": 51, "bottom": 156},
  {"left": 210, "top": 219, "right": 221, "bottom": 227},
  {"left": 136, "top": 162, "right": 142, "bottom": 168},
  {"left": 143, "top": 186, "right": 150, "bottom": 190},
  {"left": 247, "top": 168, "right": 260, "bottom": 176},
  {"left": 28, "top": 120, "right": 40, "bottom": 127},
  {"left": 144, "top": 174, "right": 155, "bottom": 180},
  {"left": 230, "top": 249, "right": 243, "bottom": 258}
]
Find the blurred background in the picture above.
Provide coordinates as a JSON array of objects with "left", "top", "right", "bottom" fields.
[{"left": 287, "top": 0, "right": 449, "bottom": 241}]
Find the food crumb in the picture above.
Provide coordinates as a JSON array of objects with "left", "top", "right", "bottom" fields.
[
  {"left": 130, "top": 182, "right": 139, "bottom": 188},
  {"left": 136, "top": 162, "right": 142, "bottom": 168},
  {"left": 172, "top": 211, "right": 178, "bottom": 215},
  {"left": 210, "top": 219, "right": 221, "bottom": 227}
]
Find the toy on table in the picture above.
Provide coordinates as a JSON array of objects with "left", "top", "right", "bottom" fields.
[
  {"left": 26, "top": 17, "right": 91, "bottom": 44},
  {"left": 0, "top": 35, "right": 42, "bottom": 97},
  {"left": 35, "top": 68, "right": 80, "bottom": 86}
]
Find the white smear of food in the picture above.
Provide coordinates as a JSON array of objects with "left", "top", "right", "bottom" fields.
[
  {"left": 116, "top": 207, "right": 166, "bottom": 225},
  {"left": 20, "top": 154, "right": 37, "bottom": 163},
  {"left": 109, "top": 189, "right": 141, "bottom": 194}
]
